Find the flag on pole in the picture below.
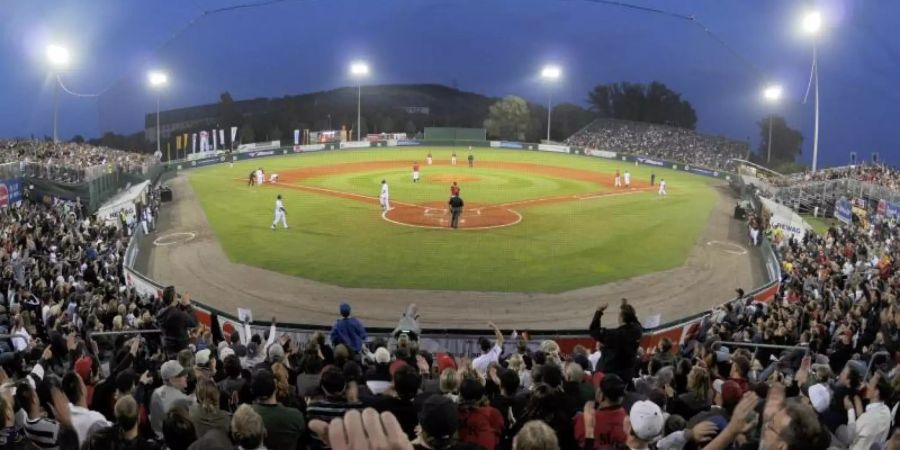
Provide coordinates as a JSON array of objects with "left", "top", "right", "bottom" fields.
[
  {"left": 192, "top": 133, "right": 197, "bottom": 153},
  {"left": 176, "top": 135, "right": 182, "bottom": 151},
  {"left": 212, "top": 129, "right": 218, "bottom": 150},
  {"left": 219, "top": 129, "right": 225, "bottom": 149},
  {"left": 294, "top": 129, "right": 300, "bottom": 145},
  {"left": 200, "top": 131, "right": 209, "bottom": 152},
  {"left": 231, "top": 126, "right": 238, "bottom": 146}
]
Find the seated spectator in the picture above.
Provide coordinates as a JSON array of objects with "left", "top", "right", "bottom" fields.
[
  {"left": 115, "top": 395, "right": 160, "bottom": 450},
  {"left": 513, "top": 420, "right": 559, "bottom": 450},
  {"left": 368, "top": 363, "right": 421, "bottom": 440},
  {"left": 414, "top": 395, "right": 483, "bottom": 450},
  {"left": 230, "top": 404, "right": 267, "bottom": 450},
  {"left": 306, "top": 366, "right": 362, "bottom": 448}
]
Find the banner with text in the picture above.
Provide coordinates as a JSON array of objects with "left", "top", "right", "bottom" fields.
[{"left": 537, "top": 143, "right": 570, "bottom": 153}]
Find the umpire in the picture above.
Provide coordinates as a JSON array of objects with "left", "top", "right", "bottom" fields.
[{"left": 448, "top": 194, "right": 464, "bottom": 229}]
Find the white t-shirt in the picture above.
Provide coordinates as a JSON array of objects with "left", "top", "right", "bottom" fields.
[
  {"left": 472, "top": 344, "right": 502, "bottom": 375},
  {"left": 380, "top": 184, "right": 389, "bottom": 197},
  {"left": 624, "top": 172, "right": 631, "bottom": 183},
  {"left": 660, "top": 181, "right": 666, "bottom": 189},
  {"left": 275, "top": 199, "right": 284, "bottom": 214}
]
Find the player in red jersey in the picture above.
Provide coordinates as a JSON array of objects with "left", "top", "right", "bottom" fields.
[{"left": 412, "top": 162, "right": 420, "bottom": 183}]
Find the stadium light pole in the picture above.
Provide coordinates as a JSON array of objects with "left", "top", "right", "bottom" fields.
[
  {"left": 148, "top": 71, "right": 169, "bottom": 156},
  {"left": 801, "top": 10, "right": 822, "bottom": 171},
  {"left": 46, "top": 44, "right": 71, "bottom": 143},
  {"left": 541, "top": 65, "right": 561, "bottom": 142},
  {"left": 350, "top": 61, "right": 369, "bottom": 141},
  {"left": 762, "top": 84, "right": 783, "bottom": 165}
]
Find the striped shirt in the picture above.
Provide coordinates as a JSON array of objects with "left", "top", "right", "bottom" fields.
[{"left": 24, "top": 417, "right": 60, "bottom": 449}]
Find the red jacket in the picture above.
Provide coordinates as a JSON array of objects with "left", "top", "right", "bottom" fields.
[
  {"left": 574, "top": 406, "right": 626, "bottom": 450},
  {"left": 458, "top": 406, "right": 504, "bottom": 450}
]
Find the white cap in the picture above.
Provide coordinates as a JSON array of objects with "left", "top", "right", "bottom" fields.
[
  {"left": 629, "top": 400, "right": 665, "bottom": 441},
  {"left": 195, "top": 349, "right": 211, "bottom": 366},
  {"left": 808, "top": 383, "right": 831, "bottom": 413},
  {"left": 375, "top": 347, "right": 391, "bottom": 364},
  {"left": 219, "top": 347, "right": 235, "bottom": 361}
]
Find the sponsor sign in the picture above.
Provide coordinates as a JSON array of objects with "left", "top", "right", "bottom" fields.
[
  {"left": 886, "top": 201, "right": 900, "bottom": 220},
  {"left": 124, "top": 267, "right": 164, "bottom": 300},
  {"left": 194, "top": 157, "right": 221, "bottom": 167},
  {"left": 585, "top": 149, "right": 617, "bottom": 159},
  {"left": 290, "top": 144, "right": 326, "bottom": 153},
  {"left": 537, "top": 143, "right": 569, "bottom": 153},
  {"left": 490, "top": 141, "right": 500, "bottom": 148},
  {"left": 834, "top": 198, "right": 853, "bottom": 224},
  {"left": 687, "top": 166, "right": 715, "bottom": 177},
  {"left": 760, "top": 197, "right": 812, "bottom": 240},
  {"left": 636, "top": 157, "right": 665, "bottom": 167},
  {"left": 237, "top": 140, "right": 281, "bottom": 153},
  {"left": 247, "top": 150, "right": 276, "bottom": 158},
  {"left": 396, "top": 139, "right": 421, "bottom": 146},
  {"left": 340, "top": 141, "right": 371, "bottom": 149},
  {"left": 0, "top": 179, "right": 23, "bottom": 208}
]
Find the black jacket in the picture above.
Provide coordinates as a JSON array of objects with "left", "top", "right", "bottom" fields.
[{"left": 588, "top": 310, "right": 642, "bottom": 378}]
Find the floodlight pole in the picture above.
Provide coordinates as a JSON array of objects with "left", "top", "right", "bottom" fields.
[
  {"left": 767, "top": 116, "right": 773, "bottom": 165},
  {"left": 357, "top": 83, "right": 362, "bottom": 141},
  {"left": 156, "top": 93, "right": 162, "bottom": 155},
  {"left": 546, "top": 93, "right": 552, "bottom": 142},
  {"left": 812, "top": 44, "right": 820, "bottom": 172},
  {"left": 53, "top": 76, "right": 60, "bottom": 143}
]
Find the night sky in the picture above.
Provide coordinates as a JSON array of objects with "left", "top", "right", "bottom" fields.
[{"left": 2, "top": 0, "right": 898, "bottom": 167}]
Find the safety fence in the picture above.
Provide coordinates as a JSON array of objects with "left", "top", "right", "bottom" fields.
[{"left": 119, "top": 140, "right": 785, "bottom": 356}]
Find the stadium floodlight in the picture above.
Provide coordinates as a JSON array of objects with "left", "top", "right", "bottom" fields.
[
  {"left": 148, "top": 71, "right": 169, "bottom": 156},
  {"left": 541, "top": 65, "right": 562, "bottom": 142},
  {"left": 46, "top": 44, "right": 71, "bottom": 143},
  {"left": 763, "top": 84, "right": 783, "bottom": 102},
  {"left": 349, "top": 61, "right": 370, "bottom": 140},
  {"left": 148, "top": 71, "right": 169, "bottom": 87},
  {"left": 46, "top": 44, "right": 71, "bottom": 67},
  {"left": 762, "top": 84, "right": 783, "bottom": 165},
  {"left": 801, "top": 10, "right": 822, "bottom": 35}
]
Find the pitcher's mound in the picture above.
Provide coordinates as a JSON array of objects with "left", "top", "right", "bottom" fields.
[
  {"left": 428, "top": 175, "right": 481, "bottom": 183},
  {"left": 383, "top": 203, "right": 520, "bottom": 230}
]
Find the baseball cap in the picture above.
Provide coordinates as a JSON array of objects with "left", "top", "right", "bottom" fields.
[
  {"left": 389, "top": 360, "right": 408, "bottom": 377},
  {"left": 219, "top": 346, "right": 235, "bottom": 361},
  {"left": 808, "top": 383, "right": 831, "bottom": 413},
  {"left": 374, "top": 347, "right": 391, "bottom": 364},
  {"left": 629, "top": 400, "right": 665, "bottom": 441},
  {"left": 267, "top": 343, "right": 285, "bottom": 363},
  {"left": 160, "top": 360, "right": 187, "bottom": 381},
  {"left": 195, "top": 349, "right": 212, "bottom": 367},
  {"left": 74, "top": 356, "right": 93, "bottom": 383},
  {"left": 436, "top": 353, "right": 456, "bottom": 373},
  {"left": 339, "top": 303, "right": 351, "bottom": 317},
  {"left": 720, "top": 381, "right": 743, "bottom": 407},
  {"left": 419, "top": 395, "right": 459, "bottom": 440}
]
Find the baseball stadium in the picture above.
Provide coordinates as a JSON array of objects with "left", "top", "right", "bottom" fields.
[{"left": 4, "top": 1, "right": 900, "bottom": 449}]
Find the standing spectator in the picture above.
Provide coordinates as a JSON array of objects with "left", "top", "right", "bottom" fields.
[
  {"left": 162, "top": 408, "right": 197, "bottom": 450},
  {"left": 189, "top": 379, "right": 231, "bottom": 439},
  {"left": 62, "top": 372, "right": 110, "bottom": 446},
  {"left": 513, "top": 420, "right": 560, "bottom": 450},
  {"left": 457, "top": 378, "right": 503, "bottom": 450},
  {"left": 230, "top": 405, "right": 267, "bottom": 450},
  {"left": 589, "top": 301, "right": 642, "bottom": 383},
  {"left": 116, "top": 395, "right": 160, "bottom": 450},
  {"left": 847, "top": 373, "right": 893, "bottom": 450},
  {"left": 473, "top": 322, "right": 504, "bottom": 376},
  {"left": 574, "top": 374, "right": 627, "bottom": 449},
  {"left": 251, "top": 369, "right": 305, "bottom": 450},
  {"left": 329, "top": 303, "right": 366, "bottom": 353},
  {"left": 368, "top": 364, "right": 421, "bottom": 440},
  {"left": 157, "top": 291, "right": 197, "bottom": 356},
  {"left": 150, "top": 360, "right": 195, "bottom": 438},
  {"left": 16, "top": 381, "right": 62, "bottom": 449}
]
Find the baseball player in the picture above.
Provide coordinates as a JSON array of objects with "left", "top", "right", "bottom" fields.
[
  {"left": 614, "top": 169, "right": 621, "bottom": 188},
  {"left": 623, "top": 170, "right": 631, "bottom": 188},
  {"left": 379, "top": 179, "right": 390, "bottom": 211},
  {"left": 467, "top": 153, "right": 474, "bottom": 168},
  {"left": 256, "top": 168, "right": 264, "bottom": 185},
  {"left": 658, "top": 178, "right": 667, "bottom": 196},
  {"left": 451, "top": 152, "right": 457, "bottom": 166},
  {"left": 650, "top": 173, "right": 656, "bottom": 186},
  {"left": 450, "top": 181, "right": 460, "bottom": 197},
  {"left": 247, "top": 170, "right": 255, "bottom": 186},
  {"left": 271, "top": 194, "right": 288, "bottom": 230},
  {"left": 412, "top": 162, "right": 420, "bottom": 183},
  {"left": 269, "top": 173, "right": 279, "bottom": 183},
  {"left": 426, "top": 152, "right": 433, "bottom": 166}
]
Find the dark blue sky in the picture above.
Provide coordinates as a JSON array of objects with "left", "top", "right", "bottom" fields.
[{"left": 2, "top": 0, "right": 898, "bottom": 167}]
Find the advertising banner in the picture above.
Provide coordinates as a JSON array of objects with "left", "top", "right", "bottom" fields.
[
  {"left": 190, "top": 157, "right": 223, "bottom": 167},
  {"left": 245, "top": 150, "right": 277, "bottom": 159},
  {"left": 500, "top": 141, "right": 524, "bottom": 149},
  {"left": 887, "top": 202, "right": 900, "bottom": 220},
  {"left": 340, "top": 141, "right": 371, "bottom": 149},
  {"left": 396, "top": 139, "right": 421, "bottom": 146},
  {"left": 237, "top": 141, "right": 281, "bottom": 153},
  {"left": 192, "top": 134, "right": 197, "bottom": 153},
  {"left": 835, "top": 198, "right": 853, "bottom": 224},
  {"left": 537, "top": 143, "right": 569, "bottom": 153},
  {"left": 230, "top": 127, "right": 238, "bottom": 145},
  {"left": 585, "top": 149, "right": 617, "bottom": 159},
  {"left": 124, "top": 267, "right": 165, "bottom": 300},
  {"left": 290, "top": 144, "right": 326, "bottom": 153},
  {"left": 636, "top": 157, "right": 666, "bottom": 167},
  {"left": 294, "top": 129, "right": 300, "bottom": 145},
  {"left": 759, "top": 197, "right": 812, "bottom": 241},
  {"left": 96, "top": 181, "right": 150, "bottom": 226},
  {"left": 0, "top": 179, "right": 23, "bottom": 208},
  {"left": 219, "top": 129, "right": 225, "bottom": 149}
]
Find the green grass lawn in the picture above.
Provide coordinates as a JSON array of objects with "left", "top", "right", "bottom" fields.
[
  {"left": 188, "top": 148, "right": 719, "bottom": 292},
  {"left": 803, "top": 215, "right": 839, "bottom": 235}
]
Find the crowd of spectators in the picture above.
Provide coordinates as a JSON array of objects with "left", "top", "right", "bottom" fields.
[
  {"left": 2, "top": 162, "right": 900, "bottom": 450},
  {"left": 0, "top": 140, "right": 159, "bottom": 183},
  {"left": 565, "top": 119, "right": 747, "bottom": 171},
  {"left": 769, "top": 165, "right": 900, "bottom": 191}
]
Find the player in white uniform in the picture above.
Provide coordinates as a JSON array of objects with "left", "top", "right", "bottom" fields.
[
  {"left": 614, "top": 170, "right": 621, "bottom": 188},
  {"left": 255, "top": 168, "right": 264, "bottom": 185},
  {"left": 451, "top": 152, "right": 457, "bottom": 166},
  {"left": 379, "top": 179, "right": 390, "bottom": 211},
  {"left": 426, "top": 153, "right": 433, "bottom": 165},
  {"left": 623, "top": 170, "right": 631, "bottom": 188},
  {"left": 658, "top": 179, "right": 667, "bottom": 196},
  {"left": 271, "top": 194, "right": 288, "bottom": 230},
  {"left": 269, "top": 173, "right": 279, "bottom": 183}
]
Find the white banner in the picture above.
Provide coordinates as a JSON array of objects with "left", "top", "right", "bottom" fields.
[
  {"left": 339, "top": 141, "right": 371, "bottom": 149},
  {"left": 200, "top": 131, "right": 209, "bottom": 152},
  {"left": 585, "top": 149, "right": 617, "bottom": 159},
  {"left": 294, "top": 129, "right": 300, "bottom": 145},
  {"left": 490, "top": 141, "right": 501, "bottom": 148},
  {"left": 236, "top": 140, "right": 281, "bottom": 153},
  {"left": 231, "top": 126, "right": 238, "bottom": 146},
  {"left": 219, "top": 129, "right": 225, "bottom": 149},
  {"left": 124, "top": 267, "right": 164, "bottom": 300},
  {"left": 538, "top": 143, "right": 570, "bottom": 153},
  {"left": 96, "top": 181, "right": 150, "bottom": 226},
  {"left": 212, "top": 129, "right": 218, "bottom": 150},
  {"left": 759, "top": 197, "right": 813, "bottom": 241},
  {"left": 292, "top": 144, "right": 326, "bottom": 152},
  {"left": 192, "top": 133, "right": 197, "bottom": 153}
]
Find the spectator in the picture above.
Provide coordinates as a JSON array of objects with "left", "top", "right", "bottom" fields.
[
  {"left": 415, "top": 395, "right": 482, "bottom": 450},
  {"left": 115, "top": 395, "right": 160, "bottom": 450},
  {"left": 589, "top": 301, "right": 642, "bottom": 382},
  {"left": 369, "top": 363, "right": 421, "bottom": 439},
  {"left": 250, "top": 369, "right": 305, "bottom": 450},
  {"left": 575, "top": 373, "right": 627, "bottom": 449},
  {"left": 230, "top": 405, "right": 267, "bottom": 450},
  {"left": 306, "top": 366, "right": 361, "bottom": 448},
  {"left": 329, "top": 303, "right": 367, "bottom": 353},
  {"left": 473, "top": 322, "right": 504, "bottom": 376},
  {"left": 456, "top": 378, "right": 503, "bottom": 450},
  {"left": 157, "top": 290, "right": 197, "bottom": 357},
  {"left": 847, "top": 373, "right": 893, "bottom": 450},
  {"left": 63, "top": 372, "right": 111, "bottom": 446},
  {"left": 189, "top": 379, "right": 230, "bottom": 439},
  {"left": 162, "top": 407, "right": 196, "bottom": 450},
  {"left": 150, "top": 360, "right": 195, "bottom": 438},
  {"left": 512, "top": 420, "right": 559, "bottom": 450}
]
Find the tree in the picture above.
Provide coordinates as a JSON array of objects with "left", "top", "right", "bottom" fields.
[
  {"left": 550, "top": 103, "right": 594, "bottom": 141},
  {"left": 484, "top": 96, "right": 533, "bottom": 140},
  {"left": 69, "top": 135, "right": 85, "bottom": 144},
  {"left": 405, "top": 120, "right": 417, "bottom": 137},
  {"left": 585, "top": 81, "right": 697, "bottom": 129},
  {"left": 216, "top": 92, "right": 242, "bottom": 127},
  {"left": 269, "top": 126, "right": 283, "bottom": 142},
  {"left": 240, "top": 123, "right": 255, "bottom": 143},
  {"left": 756, "top": 115, "right": 803, "bottom": 168},
  {"left": 380, "top": 116, "right": 395, "bottom": 133}
]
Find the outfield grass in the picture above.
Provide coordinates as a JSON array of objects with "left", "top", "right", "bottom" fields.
[
  {"left": 803, "top": 215, "right": 839, "bottom": 235},
  {"left": 188, "top": 148, "right": 719, "bottom": 292}
]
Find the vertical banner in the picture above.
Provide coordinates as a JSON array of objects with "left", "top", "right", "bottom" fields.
[
  {"left": 219, "top": 129, "right": 225, "bottom": 149},
  {"left": 294, "top": 129, "right": 300, "bottom": 145},
  {"left": 231, "top": 126, "right": 238, "bottom": 146},
  {"left": 176, "top": 135, "right": 182, "bottom": 150},
  {"left": 200, "top": 131, "right": 209, "bottom": 152},
  {"left": 212, "top": 129, "right": 218, "bottom": 150},
  {"left": 192, "top": 133, "right": 197, "bottom": 153}
]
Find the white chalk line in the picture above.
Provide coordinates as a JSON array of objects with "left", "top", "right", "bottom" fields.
[
  {"left": 706, "top": 240, "right": 748, "bottom": 255},
  {"left": 154, "top": 232, "right": 196, "bottom": 246},
  {"left": 381, "top": 209, "right": 522, "bottom": 231}
]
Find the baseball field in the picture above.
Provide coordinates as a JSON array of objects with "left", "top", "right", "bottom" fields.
[{"left": 186, "top": 148, "right": 719, "bottom": 293}]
